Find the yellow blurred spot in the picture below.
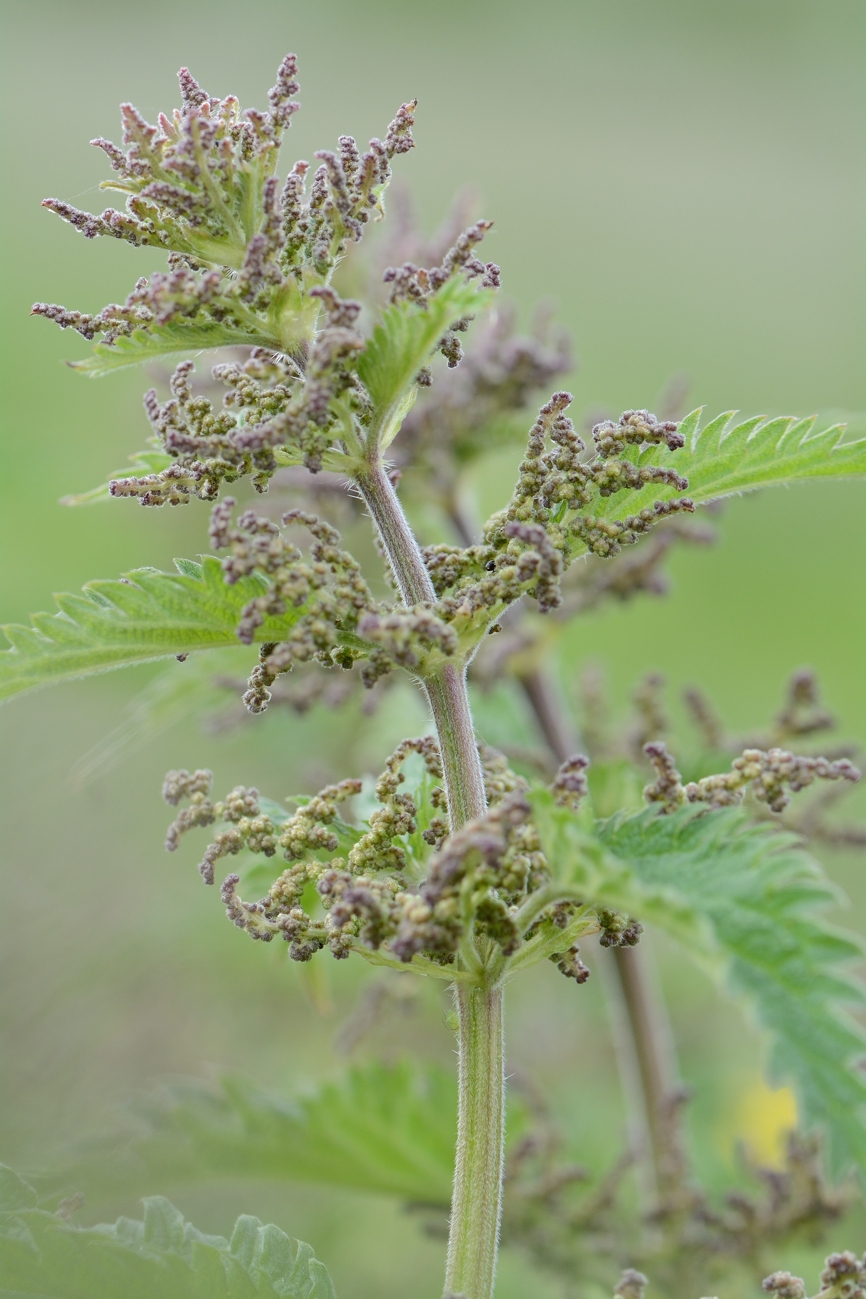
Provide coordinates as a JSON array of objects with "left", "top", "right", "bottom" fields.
[{"left": 723, "top": 1078, "right": 798, "bottom": 1166}]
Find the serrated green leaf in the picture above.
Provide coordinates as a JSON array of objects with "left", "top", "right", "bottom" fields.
[
  {"left": 531, "top": 792, "right": 866, "bottom": 1177},
  {"left": 357, "top": 277, "right": 494, "bottom": 452},
  {"left": 529, "top": 793, "right": 712, "bottom": 953},
  {"left": 64, "top": 1059, "right": 532, "bottom": 1210},
  {"left": 69, "top": 320, "right": 277, "bottom": 378},
  {"left": 0, "top": 558, "right": 306, "bottom": 703},
  {"left": 591, "top": 409, "right": 866, "bottom": 524},
  {"left": 0, "top": 1166, "right": 336, "bottom": 1299}
]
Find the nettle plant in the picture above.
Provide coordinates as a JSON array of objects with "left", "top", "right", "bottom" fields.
[{"left": 3, "top": 54, "right": 866, "bottom": 1299}]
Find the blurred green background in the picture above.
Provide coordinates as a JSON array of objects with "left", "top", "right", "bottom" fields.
[{"left": 1, "top": 0, "right": 864, "bottom": 1295}]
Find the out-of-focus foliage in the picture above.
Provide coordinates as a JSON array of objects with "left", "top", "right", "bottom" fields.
[
  {"left": 68, "top": 1061, "right": 457, "bottom": 1206},
  {"left": 533, "top": 794, "right": 866, "bottom": 1177},
  {"left": 0, "top": 1163, "right": 336, "bottom": 1299}
]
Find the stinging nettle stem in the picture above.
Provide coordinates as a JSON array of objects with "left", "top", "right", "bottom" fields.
[
  {"left": 426, "top": 664, "right": 489, "bottom": 830},
  {"left": 357, "top": 454, "right": 502, "bottom": 1299},
  {"left": 446, "top": 982, "right": 506, "bottom": 1299},
  {"left": 356, "top": 460, "right": 438, "bottom": 607}
]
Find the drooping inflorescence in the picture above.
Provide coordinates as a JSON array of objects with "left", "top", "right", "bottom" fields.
[
  {"left": 160, "top": 740, "right": 639, "bottom": 980},
  {"left": 643, "top": 741, "right": 860, "bottom": 815}
]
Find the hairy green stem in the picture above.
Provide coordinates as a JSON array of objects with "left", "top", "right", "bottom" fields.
[
  {"left": 356, "top": 456, "right": 502, "bottom": 1299},
  {"left": 448, "top": 480, "right": 686, "bottom": 1215},
  {"left": 445, "top": 981, "right": 506, "bottom": 1299},
  {"left": 426, "top": 664, "right": 489, "bottom": 828},
  {"left": 356, "top": 460, "right": 438, "bottom": 606}
]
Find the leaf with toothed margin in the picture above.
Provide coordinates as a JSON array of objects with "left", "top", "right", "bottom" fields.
[
  {"left": 590, "top": 409, "right": 866, "bottom": 523},
  {"left": 357, "top": 276, "right": 495, "bottom": 452},
  {"left": 68, "top": 320, "right": 278, "bottom": 378},
  {"left": 0, "top": 1164, "right": 337, "bottom": 1298},
  {"left": 0, "top": 557, "right": 311, "bottom": 703},
  {"left": 531, "top": 791, "right": 866, "bottom": 1181}
]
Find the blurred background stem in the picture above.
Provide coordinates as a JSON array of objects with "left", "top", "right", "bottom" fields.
[{"left": 516, "top": 657, "right": 686, "bottom": 1210}]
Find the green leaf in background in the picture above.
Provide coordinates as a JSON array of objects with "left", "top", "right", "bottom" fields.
[
  {"left": 0, "top": 558, "right": 307, "bottom": 703},
  {"left": 531, "top": 792, "right": 866, "bottom": 1178},
  {"left": 71, "top": 1061, "right": 457, "bottom": 1209},
  {"left": 358, "top": 277, "right": 494, "bottom": 452},
  {"left": 0, "top": 1165, "right": 336, "bottom": 1299},
  {"left": 592, "top": 409, "right": 866, "bottom": 524}
]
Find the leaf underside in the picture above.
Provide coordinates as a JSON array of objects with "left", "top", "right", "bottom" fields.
[
  {"left": 532, "top": 793, "right": 866, "bottom": 1178},
  {"left": 0, "top": 557, "right": 304, "bottom": 703},
  {"left": 0, "top": 1164, "right": 336, "bottom": 1299}
]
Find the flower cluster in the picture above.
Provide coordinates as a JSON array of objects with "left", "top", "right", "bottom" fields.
[
  {"left": 33, "top": 55, "right": 515, "bottom": 514},
  {"left": 207, "top": 499, "right": 383, "bottom": 708},
  {"left": 162, "top": 740, "right": 612, "bottom": 980},
  {"left": 763, "top": 1252, "right": 866, "bottom": 1299},
  {"left": 207, "top": 499, "right": 483, "bottom": 706},
  {"left": 384, "top": 397, "right": 698, "bottom": 638},
  {"left": 643, "top": 741, "right": 860, "bottom": 815},
  {"left": 34, "top": 56, "right": 414, "bottom": 354},
  {"left": 489, "top": 395, "right": 694, "bottom": 571}
]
